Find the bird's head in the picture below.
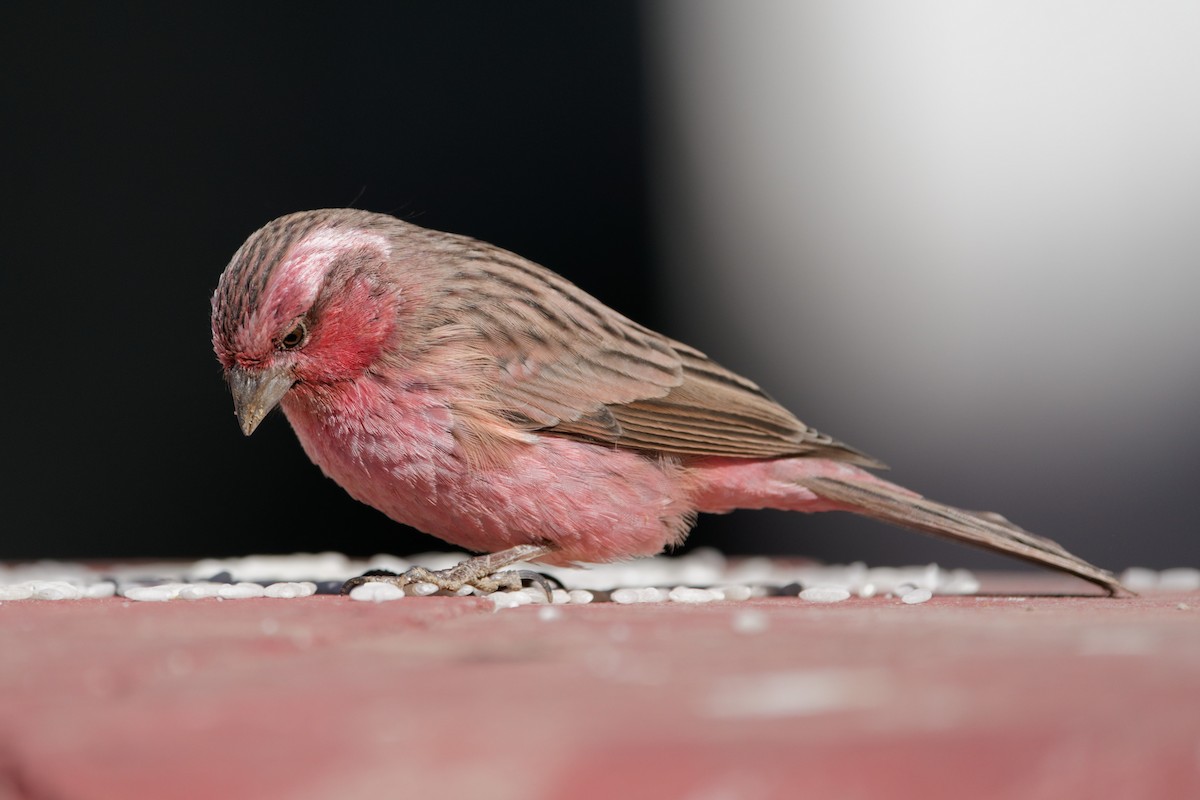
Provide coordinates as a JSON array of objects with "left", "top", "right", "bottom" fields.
[{"left": 211, "top": 209, "right": 404, "bottom": 435}]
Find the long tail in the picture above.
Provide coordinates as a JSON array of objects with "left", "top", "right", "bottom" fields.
[{"left": 798, "top": 476, "right": 1128, "bottom": 596}]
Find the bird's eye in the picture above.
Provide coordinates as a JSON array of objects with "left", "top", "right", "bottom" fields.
[{"left": 278, "top": 320, "right": 308, "bottom": 350}]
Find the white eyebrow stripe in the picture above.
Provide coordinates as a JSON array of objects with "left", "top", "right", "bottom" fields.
[{"left": 276, "top": 227, "right": 392, "bottom": 306}]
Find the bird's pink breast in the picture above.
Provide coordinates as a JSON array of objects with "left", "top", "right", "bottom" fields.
[{"left": 280, "top": 379, "right": 696, "bottom": 565}]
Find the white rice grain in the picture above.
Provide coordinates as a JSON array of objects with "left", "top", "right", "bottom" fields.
[
  {"left": 1120, "top": 567, "right": 1160, "bottom": 592},
  {"left": 264, "top": 581, "right": 317, "bottom": 599},
  {"left": 799, "top": 586, "right": 851, "bottom": 604},
  {"left": 669, "top": 587, "right": 719, "bottom": 604},
  {"left": 218, "top": 582, "right": 265, "bottom": 599},
  {"left": 0, "top": 584, "right": 35, "bottom": 601},
  {"left": 519, "top": 586, "right": 551, "bottom": 604},
  {"left": 178, "top": 583, "right": 222, "bottom": 600},
  {"left": 33, "top": 581, "right": 84, "bottom": 600},
  {"left": 611, "top": 587, "right": 668, "bottom": 604},
  {"left": 901, "top": 588, "right": 933, "bottom": 605},
  {"left": 490, "top": 591, "right": 528, "bottom": 610},
  {"left": 83, "top": 581, "right": 117, "bottom": 599},
  {"left": 348, "top": 582, "right": 405, "bottom": 602},
  {"left": 124, "top": 585, "right": 177, "bottom": 602},
  {"left": 1158, "top": 568, "right": 1200, "bottom": 592}
]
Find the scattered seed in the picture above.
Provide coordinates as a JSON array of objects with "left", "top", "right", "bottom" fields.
[
  {"left": 178, "top": 583, "right": 222, "bottom": 600},
  {"left": 519, "top": 586, "right": 550, "bottom": 604},
  {"left": 612, "top": 587, "right": 668, "bottom": 604},
  {"left": 901, "top": 588, "right": 933, "bottom": 605},
  {"left": 1119, "top": 567, "right": 1160, "bottom": 592},
  {"left": 31, "top": 581, "right": 83, "bottom": 600},
  {"left": 0, "top": 584, "right": 34, "bottom": 601},
  {"left": 669, "top": 587, "right": 718, "bottom": 604},
  {"left": 348, "top": 582, "right": 404, "bottom": 602},
  {"left": 490, "top": 592, "right": 527, "bottom": 610},
  {"left": 264, "top": 581, "right": 317, "bottom": 599},
  {"left": 714, "top": 585, "right": 753, "bottom": 602},
  {"left": 799, "top": 586, "right": 851, "bottom": 604},
  {"left": 124, "top": 585, "right": 177, "bottom": 602},
  {"left": 567, "top": 589, "right": 594, "bottom": 605},
  {"left": 0, "top": 554, "right": 988, "bottom": 605},
  {"left": 1159, "top": 568, "right": 1200, "bottom": 592},
  {"left": 83, "top": 581, "right": 116, "bottom": 599},
  {"left": 218, "top": 583, "right": 265, "bottom": 599}
]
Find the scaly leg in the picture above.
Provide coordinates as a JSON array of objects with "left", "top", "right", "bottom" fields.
[{"left": 341, "top": 544, "right": 558, "bottom": 597}]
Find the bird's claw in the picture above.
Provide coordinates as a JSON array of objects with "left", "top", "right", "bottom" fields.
[
  {"left": 400, "top": 564, "right": 526, "bottom": 593},
  {"left": 513, "top": 569, "right": 562, "bottom": 601},
  {"left": 340, "top": 565, "right": 560, "bottom": 600}
]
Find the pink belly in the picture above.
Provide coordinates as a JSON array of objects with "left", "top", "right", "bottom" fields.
[{"left": 282, "top": 392, "right": 695, "bottom": 565}]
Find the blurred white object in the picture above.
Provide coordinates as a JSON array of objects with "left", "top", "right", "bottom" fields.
[{"left": 650, "top": 0, "right": 1200, "bottom": 566}]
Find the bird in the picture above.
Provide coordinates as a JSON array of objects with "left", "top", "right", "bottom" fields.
[{"left": 211, "top": 208, "right": 1125, "bottom": 596}]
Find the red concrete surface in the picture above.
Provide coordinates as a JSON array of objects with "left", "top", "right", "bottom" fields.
[{"left": 1, "top": 576, "right": 1197, "bottom": 800}]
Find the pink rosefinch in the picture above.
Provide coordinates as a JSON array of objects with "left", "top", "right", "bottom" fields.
[{"left": 211, "top": 209, "right": 1123, "bottom": 595}]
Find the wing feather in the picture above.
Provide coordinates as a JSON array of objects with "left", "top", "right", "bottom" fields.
[{"left": 428, "top": 237, "right": 881, "bottom": 467}]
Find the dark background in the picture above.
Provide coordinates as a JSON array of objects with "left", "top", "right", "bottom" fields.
[
  {"left": 4, "top": 3, "right": 1193, "bottom": 573},
  {"left": 6, "top": 2, "right": 660, "bottom": 560}
]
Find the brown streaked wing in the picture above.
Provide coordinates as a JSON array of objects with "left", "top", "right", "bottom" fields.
[
  {"left": 444, "top": 242, "right": 881, "bottom": 466},
  {"left": 604, "top": 345, "right": 884, "bottom": 465}
]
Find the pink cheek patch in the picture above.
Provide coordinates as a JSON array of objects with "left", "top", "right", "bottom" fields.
[{"left": 296, "top": 279, "right": 398, "bottom": 382}]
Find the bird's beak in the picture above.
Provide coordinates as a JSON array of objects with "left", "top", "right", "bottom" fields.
[{"left": 227, "top": 365, "right": 295, "bottom": 436}]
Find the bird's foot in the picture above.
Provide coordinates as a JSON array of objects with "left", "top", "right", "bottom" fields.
[{"left": 340, "top": 544, "right": 558, "bottom": 598}]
